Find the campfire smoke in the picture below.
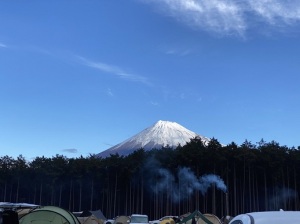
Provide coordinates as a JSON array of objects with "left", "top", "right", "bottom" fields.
[{"left": 143, "top": 157, "right": 227, "bottom": 203}]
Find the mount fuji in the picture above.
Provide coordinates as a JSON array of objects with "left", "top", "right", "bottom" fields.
[{"left": 96, "top": 120, "right": 211, "bottom": 158}]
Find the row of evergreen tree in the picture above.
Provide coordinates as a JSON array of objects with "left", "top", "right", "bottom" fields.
[{"left": 0, "top": 138, "right": 300, "bottom": 220}]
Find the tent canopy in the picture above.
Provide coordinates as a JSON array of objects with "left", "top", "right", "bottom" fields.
[
  {"left": 79, "top": 209, "right": 106, "bottom": 220},
  {"left": 19, "top": 206, "right": 81, "bottom": 224},
  {"left": 91, "top": 210, "right": 106, "bottom": 220},
  {"left": 77, "top": 215, "right": 102, "bottom": 224},
  {"left": 179, "top": 211, "right": 214, "bottom": 224}
]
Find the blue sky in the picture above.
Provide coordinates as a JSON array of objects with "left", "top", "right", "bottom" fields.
[{"left": 1, "top": 0, "right": 300, "bottom": 160}]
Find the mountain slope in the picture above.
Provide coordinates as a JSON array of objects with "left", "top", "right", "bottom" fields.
[{"left": 96, "top": 120, "right": 210, "bottom": 158}]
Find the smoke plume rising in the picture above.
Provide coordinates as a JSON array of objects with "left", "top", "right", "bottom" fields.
[{"left": 143, "top": 157, "right": 227, "bottom": 202}]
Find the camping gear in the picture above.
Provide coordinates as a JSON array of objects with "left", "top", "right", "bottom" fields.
[
  {"left": 77, "top": 215, "right": 102, "bottom": 224},
  {"left": 115, "top": 215, "right": 130, "bottom": 224},
  {"left": 160, "top": 217, "right": 175, "bottom": 224},
  {"left": 76, "top": 210, "right": 106, "bottom": 224},
  {"left": 197, "top": 214, "right": 221, "bottom": 224},
  {"left": 19, "top": 205, "right": 81, "bottom": 224},
  {"left": 178, "top": 210, "right": 214, "bottom": 224},
  {"left": 0, "top": 202, "right": 40, "bottom": 224}
]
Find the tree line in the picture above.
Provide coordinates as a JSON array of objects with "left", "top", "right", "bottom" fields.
[{"left": 0, "top": 138, "right": 300, "bottom": 220}]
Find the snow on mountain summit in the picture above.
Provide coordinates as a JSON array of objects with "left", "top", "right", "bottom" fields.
[{"left": 96, "top": 120, "right": 211, "bottom": 158}]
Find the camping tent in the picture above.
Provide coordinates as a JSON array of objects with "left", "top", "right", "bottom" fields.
[
  {"left": 79, "top": 210, "right": 106, "bottom": 221},
  {"left": 160, "top": 218, "right": 176, "bottom": 224},
  {"left": 77, "top": 210, "right": 105, "bottom": 224},
  {"left": 179, "top": 211, "right": 216, "bottom": 224},
  {"left": 197, "top": 214, "right": 221, "bottom": 224},
  {"left": 91, "top": 210, "right": 106, "bottom": 221},
  {"left": 114, "top": 215, "right": 130, "bottom": 224},
  {"left": 0, "top": 202, "right": 40, "bottom": 224},
  {"left": 17, "top": 208, "right": 36, "bottom": 219},
  {"left": 77, "top": 215, "right": 102, "bottom": 224},
  {"left": 19, "top": 206, "right": 81, "bottom": 224}
]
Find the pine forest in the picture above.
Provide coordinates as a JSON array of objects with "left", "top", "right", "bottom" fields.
[{"left": 1, "top": 138, "right": 300, "bottom": 220}]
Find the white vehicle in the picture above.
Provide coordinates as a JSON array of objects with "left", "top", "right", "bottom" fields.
[
  {"left": 229, "top": 210, "right": 300, "bottom": 224},
  {"left": 105, "top": 218, "right": 116, "bottom": 224},
  {"left": 129, "top": 214, "right": 149, "bottom": 224}
]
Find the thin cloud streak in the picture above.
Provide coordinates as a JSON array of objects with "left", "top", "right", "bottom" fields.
[
  {"left": 165, "top": 48, "right": 192, "bottom": 56},
  {"left": 107, "top": 88, "right": 114, "bottom": 97},
  {"left": 144, "top": 0, "right": 246, "bottom": 36},
  {"left": 150, "top": 101, "right": 159, "bottom": 106},
  {"left": 143, "top": 0, "right": 300, "bottom": 36},
  {"left": 0, "top": 42, "right": 7, "bottom": 48},
  {"left": 77, "top": 56, "right": 151, "bottom": 85},
  {"left": 249, "top": 0, "right": 300, "bottom": 25},
  {"left": 62, "top": 148, "right": 78, "bottom": 153}
]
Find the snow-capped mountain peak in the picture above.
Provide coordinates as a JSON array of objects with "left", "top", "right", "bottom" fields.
[{"left": 96, "top": 120, "right": 210, "bottom": 158}]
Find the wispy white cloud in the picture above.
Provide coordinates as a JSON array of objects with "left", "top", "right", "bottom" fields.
[
  {"left": 165, "top": 47, "right": 192, "bottom": 56},
  {"left": 0, "top": 42, "right": 7, "bottom": 48},
  {"left": 77, "top": 56, "right": 150, "bottom": 85},
  {"left": 107, "top": 88, "right": 114, "bottom": 97},
  {"left": 249, "top": 0, "right": 300, "bottom": 25},
  {"left": 142, "top": 0, "right": 300, "bottom": 36},
  {"left": 150, "top": 101, "right": 159, "bottom": 106},
  {"left": 143, "top": 0, "right": 246, "bottom": 36},
  {"left": 179, "top": 91, "right": 204, "bottom": 102},
  {"left": 62, "top": 148, "right": 78, "bottom": 153}
]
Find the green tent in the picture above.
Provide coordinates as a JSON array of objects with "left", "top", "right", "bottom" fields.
[
  {"left": 19, "top": 206, "right": 81, "bottom": 224},
  {"left": 178, "top": 210, "right": 214, "bottom": 224}
]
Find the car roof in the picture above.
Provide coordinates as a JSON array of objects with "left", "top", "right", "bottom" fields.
[
  {"left": 229, "top": 211, "right": 300, "bottom": 224},
  {"left": 131, "top": 214, "right": 148, "bottom": 217}
]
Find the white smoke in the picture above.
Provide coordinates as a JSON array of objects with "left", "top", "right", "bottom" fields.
[
  {"left": 268, "top": 187, "right": 298, "bottom": 210},
  {"left": 199, "top": 174, "right": 227, "bottom": 194},
  {"left": 146, "top": 162, "right": 227, "bottom": 202}
]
